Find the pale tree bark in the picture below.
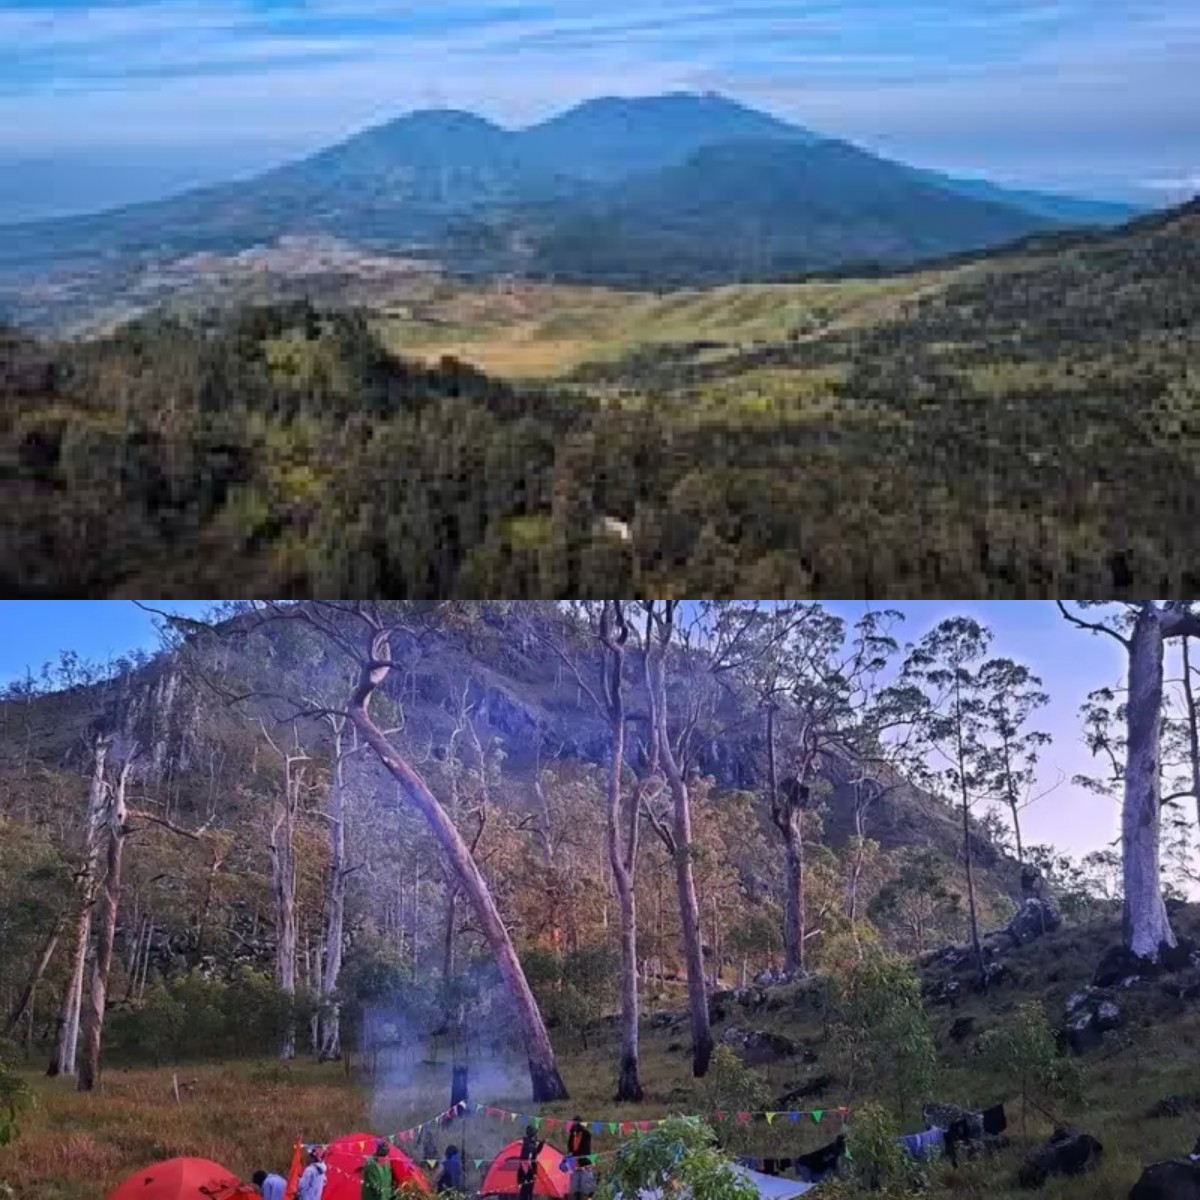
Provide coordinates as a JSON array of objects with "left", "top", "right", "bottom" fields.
[
  {"left": 345, "top": 620, "right": 568, "bottom": 1101},
  {"left": 644, "top": 603, "right": 713, "bottom": 1078},
  {"left": 79, "top": 755, "right": 134, "bottom": 1092},
  {"left": 318, "top": 718, "right": 348, "bottom": 1062},
  {"left": 262, "top": 725, "right": 304, "bottom": 1061},
  {"left": 599, "top": 602, "right": 647, "bottom": 1101},
  {"left": 1060, "top": 602, "right": 1200, "bottom": 960},
  {"left": 1123, "top": 607, "right": 1176, "bottom": 957},
  {"left": 50, "top": 731, "right": 111, "bottom": 1077},
  {"left": 951, "top": 673, "right": 986, "bottom": 981},
  {"left": 1182, "top": 638, "right": 1200, "bottom": 834}
]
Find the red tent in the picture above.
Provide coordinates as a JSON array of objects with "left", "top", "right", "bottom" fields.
[
  {"left": 322, "top": 1132, "right": 431, "bottom": 1200},
  {"left": 480, "top": 1142, "right": 569, "bottom": 1199},
  {"left": 106, "top": 1157, "right": 256, "bottom": 1200}
]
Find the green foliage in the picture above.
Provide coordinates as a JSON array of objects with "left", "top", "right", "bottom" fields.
[
  {"left": 106, "top": 969, "right": 310, "bottom": 1065},
  {"left": 522, "top": 946, "right": 619, "bottom": 1049},
  {"left": 0, "top": 1051, "right": 33, "bottom": 1147},
  {"left": 599, "top": 1118, "right": 758, "bottom": 1200},
  {"left": 822, "top": 1102, "right": 918, "bottom": 1197},
  {"left": 979, "top": 1001, "right": 1080, "bottom": 1131},
  {"left": 830, "top": 948, "right": 937, "bottom": 1120},
  {"left": 701, "top": 1046, "right": 769, "bottom": 1153}
]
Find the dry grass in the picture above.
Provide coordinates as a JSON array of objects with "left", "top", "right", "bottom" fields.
[{"left": 13, "top": 909, "right": 1200, "bottom": 1199}]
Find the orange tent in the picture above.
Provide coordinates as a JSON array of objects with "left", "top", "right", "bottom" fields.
[
  {"left": 106, "top": 1156, "right": 257, "bottom": 1200},
  {"left": 480, "top": 1142, "right": 569, "bottom": 1199},
  {"left": 322, "top": 1132, "right": 431, "bottom": 1200}
]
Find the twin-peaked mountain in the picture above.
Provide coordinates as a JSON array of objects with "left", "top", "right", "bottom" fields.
[{"left": 0, "top": 93, "right": 1142, "bottom": 290}]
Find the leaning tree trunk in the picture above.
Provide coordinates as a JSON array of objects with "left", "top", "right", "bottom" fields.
[
  {"left": 6, "top": 917, "right": 62, "bottom": 1037},
  {"left": 79, "top": 758, "right": 132, "bottom": 1092},
  {"left": 647, "top": 648, "right": 713, "bottom": 1077},
  {"left": 348, "top": 637, "right": 568, "bottom": 1101},
  {"left": 319, "top": 732, "right": 348, "bottom": 1062},
  {"left": 1123, "top": 607, "right": 1177, "bottom": 958},
  {"left": 50, "top": 733, "right": 111, "bottom": 1076}
]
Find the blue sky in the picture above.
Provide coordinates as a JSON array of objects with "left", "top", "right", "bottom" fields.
[
  {"left": 0, "top": 599, "right": 1134, "bottom": 862},
  {"left": 0, "top": 0, "right": 1197, "bottom": 209}
]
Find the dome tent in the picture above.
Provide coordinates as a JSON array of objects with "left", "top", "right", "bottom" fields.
[
  {"left": 480, "top": 1140, "right": 570, "bottom": 1199},
  {"left": 106, "top": 1156, "right": 257, "bottom": 1200},
  {"left": 322, "top": 1132, "right": 431, "bottom": 1200}
]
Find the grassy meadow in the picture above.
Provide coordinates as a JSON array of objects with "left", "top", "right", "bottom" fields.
[
  {"left": 13, "top": 908, "right": 1200, "bottom": 1200},
  {"left": 374, "top": 271, "right": 957, "bottom": 380}
]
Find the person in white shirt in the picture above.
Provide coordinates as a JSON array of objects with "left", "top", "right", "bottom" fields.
[
  {"left": 298, "top": 1147, "right": 327, "bottom": 1200},
  {"left": 252, "top": 1169, "right": 287, "bottom": 1200}
]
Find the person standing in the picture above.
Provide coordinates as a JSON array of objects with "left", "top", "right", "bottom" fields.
[
  {"left": 437, "top": 1145, "right": 463, "bottom": 1193},
  {"left": 566, "top": 1119, "right": 594, "bottom": 1200},
  {"left": 517, "top": 1126, "right": 544, "bottom": 1200},
  {"left": 252, "top": 1170, "right": 287, "bottom": 1200},
  {"left": 361, "top": 1140, "right": 395, "bottom": 1200},
  {"left": 298, "top": 1147, "right": 327, "bottom": 1200}
]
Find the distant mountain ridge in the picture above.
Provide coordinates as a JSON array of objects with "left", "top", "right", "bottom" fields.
[{"left": 0, "top": 92, "right": 1149, "bottom": 318}]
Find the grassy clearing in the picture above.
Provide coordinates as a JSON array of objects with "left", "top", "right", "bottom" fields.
[
  {"left": 12, "top": 908, "right": 1200, "bottom": 1199},
  {"left": 374, "top": 272, "right": 959, "bottom": 380}
]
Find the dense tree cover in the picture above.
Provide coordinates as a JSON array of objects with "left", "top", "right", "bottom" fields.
[{"left": 2, "top": 204, "right": 1197, "bottom": 595}]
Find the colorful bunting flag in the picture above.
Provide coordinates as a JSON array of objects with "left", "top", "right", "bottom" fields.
[
  {"left": 474, "top": 1160, "right": 485, "bottom": 1170},
  {"left": 426, "top": 1160, "right": 438, "bottom": 1170},
  {"left": 715, "top": 1111, "right": 727, "bottom": 1123},
  {"left": 765, "top": 1113, "right": 778, "bottom": 1125},
  {"left": 789, "top": 1112, "right": 800, "bottom": 1123},
  {"left": 736, "top": 1113, "right": 750, "bottom": 1124},
  {"left": 811, "top": 1111, "right": 824, "bottom": 1125},
  {"left": 608, "top": 1122, "right": 619, "bottom": 1135},
  {"left": 591, "top": 1123, "right": 604, "bottom": 1135}
]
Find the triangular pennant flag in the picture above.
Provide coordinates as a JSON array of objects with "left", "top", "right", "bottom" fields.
[
  {"left": 533, "top": 1117, "right": 543, "bottom": 1129},
  {"left": 845, "top": 1148, "right": 854, "bottom": 1162},
  {"left": 608, "top": 1122, "right": 619, "bottom": 1135},
  {"left": 545, "top": 1118, "right": 559, "bottom": 1130},
  {"left": 766, "top": 1113, "right": 778, "bottom": 1125},
  {"left": 715, "top": 1111, "right": 727, "bottom": 1123},
  {"left": 812, "top": 1110, "right": 824, "bottom": 1125},
  {"left": 426, "top": 1160, "right": 438, "bottom": 1170},
  {"left": 475, "top": 1160, "right": 485, "bottom": 1170},
  {"left": 789, "top": 1112, "right": 800, "bottom": 1123},
  {"left": 639, "top": 1121, "right": 653, "bottom": 1132},
  {"left": 737, "top": 1112, "right": 750, "bottom": 1124},
  {"left": 620, "top": 1122, "right": 633, "bottom": 1135},
  {"left": 510, "top": 1113, "right": 519, "bottom": 1122}
]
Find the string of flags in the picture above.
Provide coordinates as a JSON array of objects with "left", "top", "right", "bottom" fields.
[{"left": 308, "top": 1098, "right": 854, "bottom": 1162}]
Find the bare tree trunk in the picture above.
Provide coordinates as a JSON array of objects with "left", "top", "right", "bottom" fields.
[
  {"left": 50, "top": 733, "right": 111, "bottom": 1076},
  {"left": 6, "top": 918, "right": 62, "bottom": 1037},
  {"left": 645, "top": 622, "right": 713, "bottom": 1078},
  {"left": 442, "top": 888, "right": 458, "bottom": 982},
  {"left": 600, "top": 606, "right": 643, "bottom": 1101},
  {"left": 79, "top": 758, "right": 132, "bottom": 1092},
  {"left": 1183, "top": 637, "right": 1200, "bottom": 834},
  {"left": 269, "top": 758, "right": 300, "bottom": 1061},
  {"left": 783, "top": 809, "right": 805, "bottom": 973},
  {"left": 319, "top": 726, "right": 348, "bottom": 1062},
  {"left": 348, "top": 631, "right": 568, "bottom": 1101},
  {"left": 1124, "top": 607, "right": 1176, "bottom": 958}
]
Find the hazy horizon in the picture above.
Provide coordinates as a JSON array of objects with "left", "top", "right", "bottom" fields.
[{"left": 2, "top": 0, "right": 1198, "bottom": 221}]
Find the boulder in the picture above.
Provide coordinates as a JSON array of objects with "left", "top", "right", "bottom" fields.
[
  {"left": 949, "top": 1016, "right": 976, "bottom": 1044},
  {"left": 1161, "top": 973, "right": 1200, "bottom": 1002},
  {"left": 924, "top": 979, "right": 962, "bottom": 1008},
  {"left": 981, "top": 961, "right": 1010, "bottom": 989},
  {"left": 1062, "top": 987, "right": 1122, "bottom": 1053},
  {"left": 1018, "top": 1128, "right": 1103, "bottom": 1189},
  {"left": 1005, "top": 898, "right": 1062, "bottom": 945},
  {"left": 1130, "top": 1160, "right": 1200, "bottom": 1200},
  {"left": 773, "top": 1074, "right": 832, "bottom": 1108},
  {"left": 924, "top": 943, "right": 974, "bottom": 970},
  {"left": 648, "top": 1010, "right": 686, "bottom": 1031},
  {"left": 721, "top": 1025, "right": 798, "bottom": 1064}
]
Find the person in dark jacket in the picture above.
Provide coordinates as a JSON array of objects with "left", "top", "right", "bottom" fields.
[
  {"left": 566, "top": 1119, "right": 593, "bottom": 1198},
  {"left": 517, "top": 1127, "right": 544, "bottom": 1200},
  {"left": 437, "top": 1145, "right": 463, "bottom": 1193}
]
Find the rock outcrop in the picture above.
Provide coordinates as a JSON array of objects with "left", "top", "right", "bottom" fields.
[
  {"left": 1018, "top": 1128, "right": 1103, "bottom": 1189},
  {"left": 1129, "top": 1160, "right": 1200, "bottom": 1200}
]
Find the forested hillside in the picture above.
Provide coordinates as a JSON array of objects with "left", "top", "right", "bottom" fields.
[
  {"left": 5, "top": 600, "right": 1200, "bottom": 1200},
  {"left": 1, "top": 200, "right": 1197, "bottom": 596}
]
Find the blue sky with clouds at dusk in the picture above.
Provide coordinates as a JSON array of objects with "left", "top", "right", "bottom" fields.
[
  {"left": 1, "top": 0, "right": 1197, "bottom": 213},
  {"left": 0, "top": 600, "right": 1139, "bottom": 863}
]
